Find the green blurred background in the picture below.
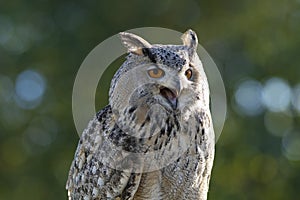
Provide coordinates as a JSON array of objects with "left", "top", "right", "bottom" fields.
[{"left": 1, "top": 0, "right": 300, "bottom": 199}]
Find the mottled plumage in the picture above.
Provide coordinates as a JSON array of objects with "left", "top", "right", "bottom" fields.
[{"left": 66, "top": 29, "right": 215, "bottom": 200}]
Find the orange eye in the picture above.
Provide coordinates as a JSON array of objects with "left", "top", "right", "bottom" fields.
[
  {"left": 148, "top": 68, "right": 165, "bottom": 78},
  {"left": 185, "top": 69, "right": 193, "bottom": 80}
]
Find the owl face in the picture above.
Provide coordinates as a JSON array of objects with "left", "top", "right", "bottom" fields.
[
  {"left": 126, "top": 48, "right": 203, "bottom": 113},
  {"left": 109, "top": 30, "right": 210, "bottom": 135}
]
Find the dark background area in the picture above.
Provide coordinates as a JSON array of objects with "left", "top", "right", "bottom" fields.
[{"left": 1, "top": 0, "right": 300, "bottom": 199}]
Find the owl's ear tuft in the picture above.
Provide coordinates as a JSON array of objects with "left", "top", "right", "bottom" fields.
[
  {"left": 119, "top": 32, "right": 152, "bottom": 55},
  {"left": 181, "top": 29, "right": 198, "bottom": 55}
]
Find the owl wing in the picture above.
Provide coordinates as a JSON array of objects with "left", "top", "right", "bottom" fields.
[{"left": 66, "top": 105, "right": 142, "bottom": 200}]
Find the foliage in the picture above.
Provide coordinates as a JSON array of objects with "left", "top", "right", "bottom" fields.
[{"left": 0, "top": 0, "right": 300, "bottom": 199}]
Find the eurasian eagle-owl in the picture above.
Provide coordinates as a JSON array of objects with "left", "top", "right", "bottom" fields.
[{"left": 66, "top": 29, "right": 215, "bottom": 200}]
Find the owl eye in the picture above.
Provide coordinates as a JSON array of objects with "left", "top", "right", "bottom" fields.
[
  {"left": 185, "top": 69, "right": 193, "bottom": 80},
  {"left": 148, "top": 68, "right": 165, "bottom": 78}
]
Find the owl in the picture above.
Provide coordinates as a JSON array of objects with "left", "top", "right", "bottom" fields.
[{"left": 66, "top": 29, "right": 215, "bottom": 200}]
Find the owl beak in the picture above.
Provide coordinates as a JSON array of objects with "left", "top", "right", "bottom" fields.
[
  {"left": 160, "top": 87, "right": 178, "bottom": 109},
  {"left": 159, "top": 80, "right": 182, "bottom": 110}
]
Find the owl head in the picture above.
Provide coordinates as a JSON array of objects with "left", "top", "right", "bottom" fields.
[{"left": 109, "top": 30, "right": 210, "bottom": 135}]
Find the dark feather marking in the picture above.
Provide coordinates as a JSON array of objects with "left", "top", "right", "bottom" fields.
[
  {"left": 164, "top": 135, "right": 171, "bottom": 146},
  {"left": 174, "top": 117, "right": 180, "bottom": 130},
  {"left": 160, "top": 127, "right": 165, "bottom": 136},
  {"left": 128, "top": 106, "right": 137, "bottom": 114},
  {"left": 140, "top": 121, "right": 146, "bottom": 130},
  {"left": 145, "top": 114, "right": 150, "bottom": 122},
  {"left": 142, "top": 48, "right": 156, "bottom": 63},
  {"left": 184, "top": 159, "right": 190, "bottom": 168},
  {"left": 201, "top": 129, "right": 205, "bottom": 136},
  {"left": 159, "top": 141, "right": 163, "bottom": 150},
  {"left": 154, "top": 137, "right": 159, "bottom": 145},
  {"left": 167, "top": 127, "right": 172, "bottom": 137}
]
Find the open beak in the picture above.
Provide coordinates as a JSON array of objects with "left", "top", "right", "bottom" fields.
[{"left": 159, "top": 80, "right": 182, "bottom": 109}]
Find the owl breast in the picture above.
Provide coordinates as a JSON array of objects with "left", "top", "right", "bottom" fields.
[{"left": 121, "top": 107, "right": 215, "bottom": 200}]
